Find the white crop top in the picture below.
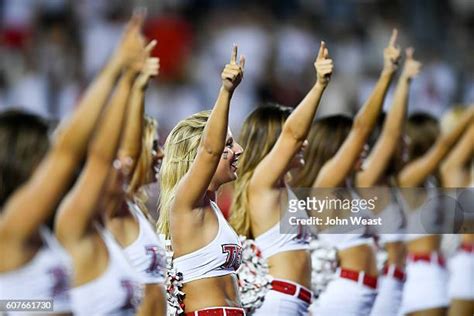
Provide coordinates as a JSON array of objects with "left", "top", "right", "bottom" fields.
[
  {"left": 405, "top": 181, "right": 441, "bottom": 242},
  {"left": 173, "top": 201, "right": 242, "bottom": 283},
  {"left": 124, "top": 201, "right": 166, "bottom": 284},
  {"left": 378, "top": 188, "right": 407, "bottom": 245},
  {"left": 70, "top": 225, "right": 143, "bottom": 316},
  {"left": 0, "top": 227, "right": 72, "bottom": 313},
  {"left": 317, "top": 190, "right": 375, "bottom": 250},
  {"left": 254, "top": 187, "right": 311, "bottom": 259}
]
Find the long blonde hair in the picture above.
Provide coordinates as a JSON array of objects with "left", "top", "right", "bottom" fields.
[
  {"left": 156, "top": 110, "right": 210, "bottom": 237},
  {"left": 128, "top": 116, "right": 158, "bottom": 220},
  {"left": 229, "top": 104, "right": 292, "bottom": 238}
]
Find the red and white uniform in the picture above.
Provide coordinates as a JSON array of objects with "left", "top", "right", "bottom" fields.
[
  {"left": 448, "top": 242, "right": 474, "bottom": 300},
  {"left": 253, "top": 187, "right": 312, "bottom": 316},
  {"left": 123, "top": 201, "right": 166, "bottom": 284},
  {"left": 173, "top": 200, "right": 242, "bottom": 283},
  {"left": 0, "top": 227, "right": 72, "bottom": 313},
  {"left": 401, "top": 186, "right": 448, "bottom": 314},
  {"left": 371, "top": 189, "right": 407, "bottom": 316},
  {"left": 70, "top": 225, "right": 143, "bottom": 316},
  {"left": 310, "top": 191, "right": 377, "bottom": 316}
]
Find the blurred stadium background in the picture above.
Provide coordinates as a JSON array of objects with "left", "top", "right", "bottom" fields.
[{"left": 0, "top": 0, "right": 473, "bottom": 137}]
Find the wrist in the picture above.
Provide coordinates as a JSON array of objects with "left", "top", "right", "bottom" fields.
[
  {"left": 315, "top": 81, "right": 327, "bottom": 90},
  {"left": 108, "top": 54, "right": 126, "bottom": 74},
  {"left": 381, "top": 67, "right": 396, "bottom": 76},
  {"left": 400, "top": 73, "right": 412, "bottom": 83},
  {"left": 220, "top": 85, "right": 234, "bottom": 96}
]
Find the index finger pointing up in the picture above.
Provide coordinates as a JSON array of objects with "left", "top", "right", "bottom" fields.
[
  {"left": 317, "top": 41, "right": 326, "bottom": 60},
  {"left": 231, "top": 44, "right": 238, "bottom": 64},
  {"left": 389, "top": 28, "right": 398, "bottom": 47}
]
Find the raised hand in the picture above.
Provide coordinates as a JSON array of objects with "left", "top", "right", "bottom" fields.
[
  {"left": 221, "top": 44, "right": 245, "bottom": 92},
  {"left": 134, "top": 40, "right": 160, "bottom": 87},
  {"left": 401, "top": 47, "right": 422, "bottom": 80},
  {"left": 383, "top": 29, "right": 401, "bottom": 72},
  {"left": 314, "top": 41, "right": 333, "bottom": 87},
  {"left": 113, "top": 12, "right": 146, "bottom": 68}
]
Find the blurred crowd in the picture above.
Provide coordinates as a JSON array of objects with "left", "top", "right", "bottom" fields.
[{"left": 1, "top": 0, "right": 473, "bottom": 135}]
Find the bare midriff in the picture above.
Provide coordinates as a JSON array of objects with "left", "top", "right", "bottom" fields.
[
  {"left": 181, "top": 274, "right": 240, "bottom": 313},
  {"left": 338, "top": 244, "right": 378, "bottom": 276},
  {"left": 267, "top": 249, "right": 312, "bottom": 288}
]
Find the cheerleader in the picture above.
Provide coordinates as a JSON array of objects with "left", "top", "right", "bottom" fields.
[
  {"left": 228, "top": 41, "right": 332, "bottom": 315},
  {"left": 293, "top": 30, "right": 401, "bottom": 316},
  {"left": 398, "top": 108, "right": 473, "bottom": 316},
  {"left": 360, "top": 48, "right": 422, "bottom": 316},
  {"left": 55, "top": 15, "right": 150, "bottom": 315},
  {"left": 156, "top": 45, "right": 245, "bottom": 315},
  {"left": 103, "top": 43, "right": 167, "bottom": 315},
  {"left": 440, "top": 111, "right": 473, "bottom": 316},
  {"left": 0, "top": 14, "right": 144, "bottom": 315}
]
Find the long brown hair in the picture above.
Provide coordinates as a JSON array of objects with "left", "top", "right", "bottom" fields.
[
  {"left": 406, "top": 112, "right": 440, "bottom": 162},
  {"left": 292, "top": 114, "right": 353, "bottom": 187},
  {"left": 0, "top": 110, "right": 50, "bottom": 208},
  {"left": 229, "top": 103, "right": 292, "bottom": 237}
]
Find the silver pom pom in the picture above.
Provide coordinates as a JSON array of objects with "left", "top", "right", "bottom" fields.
[
  {"left": 163, "top": 238, "right": 185, "bottom": 315},
  {"left": 236, "top": 236, "right": 272, "bottom": 314},
  {"left": 309, "top": 239, "right": 337, "bottom": 297}
]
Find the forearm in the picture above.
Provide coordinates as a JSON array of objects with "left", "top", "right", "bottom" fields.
[
  {"left": 284, "top": 82, "right": 325, "bottom": 140},
  {"left": 384, "top": 76, "right": 410, "bottom": 135},
  {"left": 440, "top": 113, "right": 472, "bottom": 148},
  {"left": 200, "top": 86, "right": 231, "bottom": 156},
  {"left": 89, "top": 72, "right": 135, "bottom": 162},
  {"left": 398, "top": 145, "right": 445, "bottom": 187},
  {"left": 354, "top": 69, "right": 394, "bottom": 132},
  {"left": 54, "top": 57, "right": 123, "bottom": 155},
  {"left": 441, "top": 124, "right": 474, "bottom": 171},
  {"left": 356, "top": 76, "right": 411, "bottom": 186},
  {"left": 117, "top": 81, "right": 145, "bottom": 168}
]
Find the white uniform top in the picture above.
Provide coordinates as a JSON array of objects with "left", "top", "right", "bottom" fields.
[
  {"left": 405, "top": 181, "right": 441, "bottom": 242},
  {"left": 173, "top": 201, "right": 242, "bottom": 283},
  {"left": 70, "top": 225, "right": 143, "bottom": 316},
  {"left": 317, "top": 190, "right": 375, "bottom": 250},
  {"left": 0, "top": 227, "right": 72, "bottom": 313},
  {"left": 378, "top": 188, "right": 407, "bottom": 245},
  {"left": 255, "top": 187, "right": 310, "bottom": 259},
  {"left": 123, "top": 201, "right": 166, "bottom": 284}
]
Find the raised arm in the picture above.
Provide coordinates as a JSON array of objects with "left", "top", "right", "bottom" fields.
[
  {"left": 117, "top": 41, "right": 159, "bottom": 173},
  {"left": 314, "top": 29, "right": 400, "bottom": 188},
  {"left": 357, "top": 48, "right": 421, "bottom": 187},
  {"left": 55, "top": 69, "right": 139, "bottom": 243},
  {"left": 251, "top": 41, "right": 332, "bottom": 189},
  {"left": 440, "top": 122, "right": 474, "bottom": 187},
  {"left": 173, "top": 46, "right": 244, "bottom": 212},
  {"left": 0, "top": 15, "right": 145, "bottom": 239},
  {"left": 398, "top": 109, "right": 474, "bottom": 187}
]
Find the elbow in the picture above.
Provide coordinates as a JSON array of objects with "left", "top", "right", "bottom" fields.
[
  {"left": 200, "top": 133, "right": 225, "bottom": 158},
  {"left": 283, "top": 124, "right": 306, "bottom": 142}
]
